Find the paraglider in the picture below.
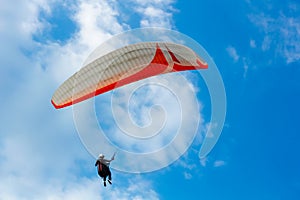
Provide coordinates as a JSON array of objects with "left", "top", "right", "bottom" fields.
[
  {"left": 51, "top": 42, "right": 208, "bottom": 109},
  {"left": 95, "top": 153, "right": 115, "bottom": 187},
  {"left": 51, "top": 41, "right": 210, "bottom": 181}
]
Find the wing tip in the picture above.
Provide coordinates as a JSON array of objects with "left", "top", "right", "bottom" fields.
[
  {"left": 196, "top": 59, "right": 208, "bottom": 69},
  {"left": 51, "top": 99, "right": 63, "bottom": 109}
]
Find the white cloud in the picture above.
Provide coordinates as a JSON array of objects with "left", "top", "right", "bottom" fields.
[
  {"left": 0, "top": 0, "right": 180, "bottom": 199},
  {"left": 73, "top": 0, "right": 126, "bottom": 49},
  {"left": 199, "top": 156, "right": 208, "bottom": 167},
  {"left": 43, "top": 0, "right": 130, "bottom": 83},
  {"left": 242, "top": 57, "right": 249, "bottom": 78},
  {"left": 250, "top": 39, "right": 256, "bottom": 48},
  {"left": 129, "top": 0, "right": 176, "bottom": 28},
  {"left": 203, "top": 122, "right": 218, "bottom": 138},
  {"left": 213, "top": 160, "right": 226, "bottom": 167},
  {"left": 280, "top": 15, "right": 300, "bottom": 63},
  {"left": 140, "top": 6, "right": 172, "bottom": 28},
  {"left": 248, "top": 8, "right": 300, "bottom": 63},
  {"left": 226, "top": 46, "right": 240, "bottom": 62},
  {"left": 0, "top": 0, "right": 51, "bottom": 38},
  {"left": 198, "top": 157, "right": 226, "bottom": 168},
  {"left": 261, "top": 35, "right": 271, "bottom": 51},
  {"left": 183, "top": 172, "right": 193, "bottom": 180},
  {"left": 176, "top": 150, "right": 198, "bottom": 170},
  {"left": 0, "top": 175, "right": 160, "bottom": 200}
]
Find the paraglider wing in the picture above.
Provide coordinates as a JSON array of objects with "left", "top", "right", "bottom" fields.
[{"left": 51, "top": 42, "right": 208, "bottom": 109}]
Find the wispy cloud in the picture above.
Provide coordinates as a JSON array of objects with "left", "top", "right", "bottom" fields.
[
  {"left": 203, "top": 122, "right": 218, "bottom": 138},
  {"left": 198, "top": 157, "right": 226, "bottom": 168},
  {"left": 226, "top": 46, "right": 240, "bottom": 62},
  {"left": 248, "top": 3, "right": 300, "bottom": 64},
  {"left": 226, "top": 45, "right": 250, "bottom": 78},
  {"left": 250, "top": 39, "right": 256, "bottom": 48},
  {"left": 183, "top": 172, "right": 193, "bottom": 180},
  {"left": 199, "top": 156, "right": 208, "bottom": 167},
  {"left": 213, "top": 160, "right": 226, "bottom": 167},
  {"left": 242, "top": 57, "right": 249, "bottom": 78}
]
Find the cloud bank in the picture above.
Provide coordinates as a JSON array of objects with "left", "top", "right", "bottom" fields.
[{"left": 0, "top": 0, "right": 178, "bottom": 199}]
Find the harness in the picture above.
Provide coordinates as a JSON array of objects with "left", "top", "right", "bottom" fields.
[{"left": 97, "top": 161, "right": 109, "bottom": 178}]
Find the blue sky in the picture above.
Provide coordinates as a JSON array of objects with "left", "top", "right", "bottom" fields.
[{"left": 1, "top": 0, "right": 300, "bottom": 199}]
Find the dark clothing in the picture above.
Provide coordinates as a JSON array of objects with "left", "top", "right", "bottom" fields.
[{"left": 95, "top": 160, "right": 112, "bottom": 181}]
